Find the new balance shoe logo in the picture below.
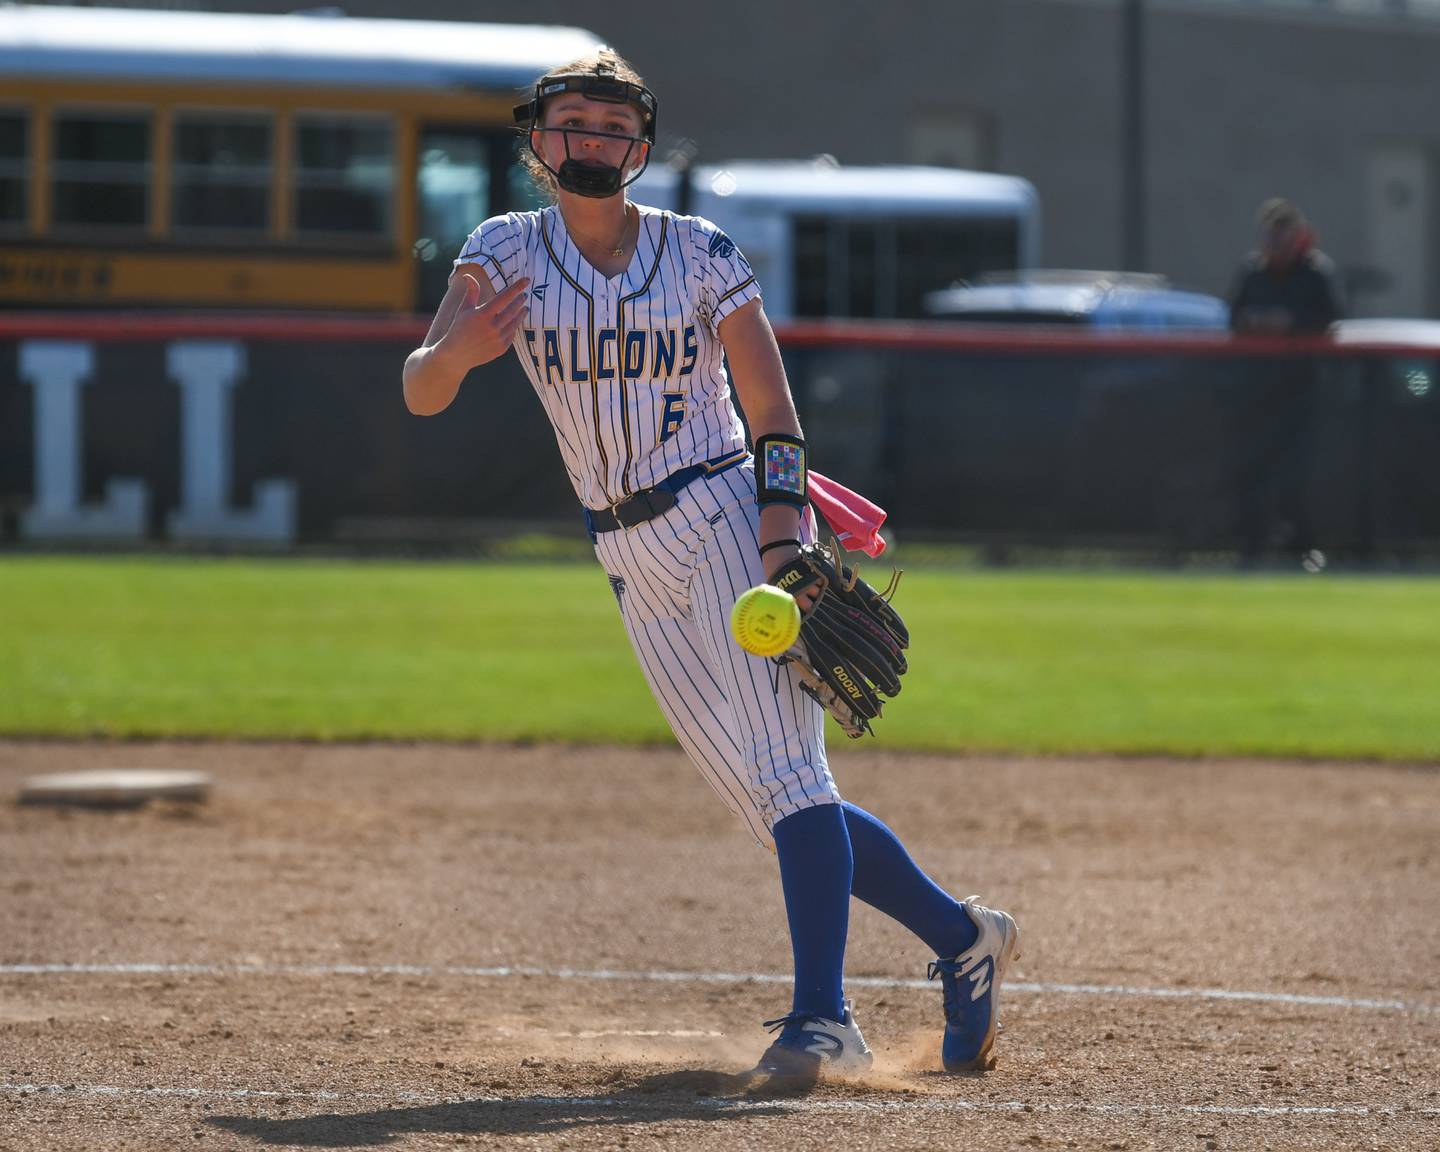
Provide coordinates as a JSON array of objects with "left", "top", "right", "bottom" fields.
[
  {"left": 803, "top": 1032, "right": 842, "bottom": 1059},
  {"left": 969, "top": 957, "right": 994, "bottom": 1001},
  {"left": 532, "top": 284, "right": 548, "bottom": 301}
]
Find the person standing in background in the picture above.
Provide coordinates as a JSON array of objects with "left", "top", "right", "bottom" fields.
[
  {"left": 1229, "top": 199, "right": 1343, "bottom": 335},
  {"left": 1225, "top": 199, "right": 1344, "bottom": 563}
]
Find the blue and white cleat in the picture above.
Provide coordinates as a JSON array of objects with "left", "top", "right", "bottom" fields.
[
  {"left": 752, "top": 999, "right": 874, "bottom": 1088},
  {"left": 927, "top": 895, "right": 1021, "bottom": 1072}
]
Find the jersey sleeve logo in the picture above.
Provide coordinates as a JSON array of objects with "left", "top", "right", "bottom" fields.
[
  {"left": 532, "top": 284, "right": 548, "bottom": 301},
  {"left": 707, "top": 230, "right": 736, "bottom": 260}
]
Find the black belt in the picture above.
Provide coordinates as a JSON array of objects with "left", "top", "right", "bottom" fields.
[{"left": 584, "top": 450, "right": 748, "bottom": 534}]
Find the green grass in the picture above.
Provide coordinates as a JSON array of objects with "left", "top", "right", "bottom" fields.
[{"left": 1, "top": 556, "right": 1437, "bottom": 760}]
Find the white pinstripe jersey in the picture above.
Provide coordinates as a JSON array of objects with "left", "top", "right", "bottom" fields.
[{"left": 455, "top": 203, "right": 761, "bottom": 509}]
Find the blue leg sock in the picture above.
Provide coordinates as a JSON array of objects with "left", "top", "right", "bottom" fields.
[
  {"left": 843, "top": 801, "right": 978, "bottom": 959},
  {"left": 772, "top": 802, "right": 852, "bottom": 1022}
]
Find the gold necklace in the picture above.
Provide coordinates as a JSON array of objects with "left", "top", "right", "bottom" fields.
[
  {"left": 575, "top": 203, "right": 634, "bottom": 258},
  {"left": 607, "top": 203, "right": 635, "bottom": 257}
]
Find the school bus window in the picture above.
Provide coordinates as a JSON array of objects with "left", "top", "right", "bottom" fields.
[
  {"left": 895, "top": 218, "right": 1018, "bottom": 318},
  {"left": 847, "top": 221, "right": 879, "bottom": 318},
  {"left": 415, "top": 132, "right": 491, "bottom": 312},
  {"left": 293, "top": 117, "right": 393, "bottom": 239},
  {"left": 52, "top": 111, "right": 150, "bottom": 230},
  {"left": 0, "top": 112, "right": 25, "bottom": 227},
  {"left": 173, "top": 113, "right": 271, "bottom": 233},
  {"left": 417, "top": 136, "right": 488, "bottom": 251},
  {"left": 793, "top": 217, "right": 829, "bottom": 319}
]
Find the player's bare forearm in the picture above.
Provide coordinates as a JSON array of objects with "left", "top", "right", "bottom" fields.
[
  {"left": 402, "top": 342, "right": 469, "bottom": 416},
  {"left": 402, "top": 268, "right": 529, "bottom": 416},
  {"left": 718, "top": 299, "right": 812, "bottom": 584},
  {"left": 720, "top": 300, "right": 798, "bottom": 431}
]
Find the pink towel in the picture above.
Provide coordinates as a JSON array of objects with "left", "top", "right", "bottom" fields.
[{"left": 808, "top": 470, "right": 888, "bottom": 558}]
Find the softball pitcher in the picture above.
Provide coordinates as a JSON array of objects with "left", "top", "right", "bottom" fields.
[{"left": 401, "top": 49, "right": 1017, "bottom": 1085}]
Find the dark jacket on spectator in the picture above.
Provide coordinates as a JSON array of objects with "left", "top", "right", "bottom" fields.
[{"left": 1229, "top": 248, "right": 1343, "bottom": 334}]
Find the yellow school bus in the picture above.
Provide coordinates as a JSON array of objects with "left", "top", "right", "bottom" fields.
[{"left": 0, "top": 4, "right": 600, "bottom": 312}]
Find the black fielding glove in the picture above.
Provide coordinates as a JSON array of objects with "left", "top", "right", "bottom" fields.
[{"left": 768, "top": 540, "right": 909, "bottom": 738}]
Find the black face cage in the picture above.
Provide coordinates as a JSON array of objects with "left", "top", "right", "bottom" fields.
[{"left": 513, "top": 67, "right": 658, "bottom": 197}]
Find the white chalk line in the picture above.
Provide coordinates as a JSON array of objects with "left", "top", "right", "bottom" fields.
[
  {"left": 498, "top": 1027, "right": 725, "bottom": 1039},
  {"left": 3, "top": 962, "right": 1435, "bottom": 1016},
  {"left": 2, "top": 1082, "right": 1437, "bottom": 1122},
  {"left": 551, "top": 1030, "right": 725, "bottom": 1039}
]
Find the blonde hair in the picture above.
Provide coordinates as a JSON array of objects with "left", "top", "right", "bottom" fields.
[{"left": 518, "top": 48, "right": 649, "bottom": 201}]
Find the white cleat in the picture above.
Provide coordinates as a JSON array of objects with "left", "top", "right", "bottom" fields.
[
  {"left": 928, "top": 896, "right": 1020, "bottom": 1071},
  {"left": 752, "top": 999, "right": 874, "bottom": 1087}
]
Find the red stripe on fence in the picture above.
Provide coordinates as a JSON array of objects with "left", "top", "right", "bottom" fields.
[
  {"left": 773, "top": 320, "right": 1440, "bottom": 358},
  {"left": 0, "top": 313, "right": 431, "bottom": 343},
  {"left": 0, "top": 313, "right": 1436, "bottom": 358}
]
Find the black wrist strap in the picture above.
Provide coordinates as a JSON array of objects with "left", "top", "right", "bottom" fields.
[{"left": 759, "top": 538, "right": 802, "bottom": 557}]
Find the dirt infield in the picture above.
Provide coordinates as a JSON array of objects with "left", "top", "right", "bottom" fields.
[{"left": 2, "top": 740, "right": 1437, "bottom": 1151}]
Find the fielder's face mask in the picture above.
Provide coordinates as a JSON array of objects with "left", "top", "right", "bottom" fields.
[{"left": 514, "top": 65, "right": 658, "bottom": 198}]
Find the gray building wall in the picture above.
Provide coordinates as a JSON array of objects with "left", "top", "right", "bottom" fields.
[
  {"left": 1146, "top": 3, "right": 1440, "bottom": 315},
  {"left": 36, "top": 0, "right": 1440, "bottom": 314}
]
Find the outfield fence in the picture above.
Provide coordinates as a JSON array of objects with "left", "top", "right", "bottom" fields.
[{"left": 1, "top": 314, "right": 1437, "bottom": 563}]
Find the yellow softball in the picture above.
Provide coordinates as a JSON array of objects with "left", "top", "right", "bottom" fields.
[{"left": 730, "top": 584, "right": 802, "bottom": 658}]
